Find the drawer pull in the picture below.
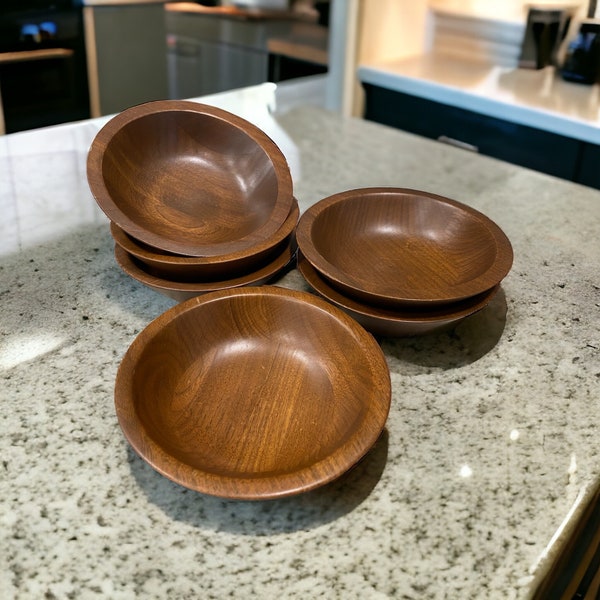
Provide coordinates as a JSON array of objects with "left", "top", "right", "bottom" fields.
[{"left": 437, "top": 135, "right": 479, "bottom": 153}]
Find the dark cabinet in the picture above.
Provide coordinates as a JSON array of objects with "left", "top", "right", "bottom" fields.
[
  {"left": 576, "top": 142, "right": 600, "bottom": 189},
  {"left": 362, "top": 83, "right": 600, "bottom": 190}
]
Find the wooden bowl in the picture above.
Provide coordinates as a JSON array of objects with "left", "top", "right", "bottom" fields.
[
  {"left": 295, "top": 187, "right": 513, "bottom": 308},
  {"left": 297, "top": 252, "right": 499, "bottom": 337},
  {"left": 114, "top": 239, "right": 296, "bottom": 302},
  {"left": 87, "top": 100, "right": 294, "bottom": 258},
  {"left": 114, "top": 286, "right": 391, "bottom": 499},
  {"left": 110, "top": 198, "right": 299, "bottom": 282}
]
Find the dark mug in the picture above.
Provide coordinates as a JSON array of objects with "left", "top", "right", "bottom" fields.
[{"left": 561, "top": 20, "right": 600, "bottom": 84}]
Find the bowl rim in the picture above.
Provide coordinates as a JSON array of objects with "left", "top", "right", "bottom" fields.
[
  {"left": 87, "top": 100, "right": 294, "bottom": 257},
  {"left": 113, "top": 236, "right": 297, "bottom": 294},
  {"left": 110, "top": 198, "right": 299, "bottom": 267},
  {"left": 295, "top": 187, "right": 513, "bottom": 306},
  {"left": 297, "top": 250, "right": 500, "bottom": 326},
  {"left": 114, "top": 285, "right": 392, "bottom": 499}
]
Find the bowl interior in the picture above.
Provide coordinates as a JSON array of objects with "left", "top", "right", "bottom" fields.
[
  {"left": 89, "top": 102, "right": 293, "bottom": 257},
  {"left": 115, "top": 287, "right": 391, "bottom": 498},
  {"left": 297, "top": 188, "right": 512, "bottom": 306}
]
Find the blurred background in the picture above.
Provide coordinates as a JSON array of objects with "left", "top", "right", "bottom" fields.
[
  {"left": 1, "top": 0, "right": 598, "bottom": 132},
  {"left": 2, "top": 0, "right": 600, "bottom": 190}
]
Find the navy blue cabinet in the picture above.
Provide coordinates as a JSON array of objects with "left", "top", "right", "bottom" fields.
[
  {"left": 576, "top": 143, "right": 600, "bottom": 189},
  {"left": 362, "top": 83, "right": 600, "bottom": 190}
]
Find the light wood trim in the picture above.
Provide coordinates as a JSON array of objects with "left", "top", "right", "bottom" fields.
[
  {"left": 83, "top": 6, "right": 101, "bottom": 118},
  {"left": 0, "top": 48, "right": 73, "bottom": 65},
  {"left": 267, "top": 38, "right": 328, "bottom": 66},
  {"left": 0, "top": 86, "right": 5, "bottom": 136}
]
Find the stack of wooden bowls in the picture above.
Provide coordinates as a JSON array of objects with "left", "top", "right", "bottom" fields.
[
  {"left": 295, "top": 187, "right": 513, "bottom": 337},
  {"left": 87, "top": 100, "right": 298, "bottom": 301}
]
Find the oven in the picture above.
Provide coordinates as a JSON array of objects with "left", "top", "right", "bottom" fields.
[{"left": 0, "top": 1, "right": 90, "bottom": 134}]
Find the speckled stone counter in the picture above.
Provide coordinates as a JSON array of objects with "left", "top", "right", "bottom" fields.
[{"left": 1, "top": 85, "right": 599, "bottom": 600}]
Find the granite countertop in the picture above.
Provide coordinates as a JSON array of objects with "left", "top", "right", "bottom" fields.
[
  {"left": 1, "top": 84, "right": 599, "bottom": 599},
  {"left": 358, "top": 53, "right": 600, "bottom": 145}
]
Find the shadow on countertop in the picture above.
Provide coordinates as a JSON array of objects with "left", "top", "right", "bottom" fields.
[
  {"left": 127, "top": 428, "right": 389, "bottom": 535},
  {"left": 380, "top": 287, "right": 508, "bottom": 370}
]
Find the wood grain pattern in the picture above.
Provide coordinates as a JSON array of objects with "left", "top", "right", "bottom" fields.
[
  {"left": 295, "top": 187, "right": 513, "bottom": 308},
  {"left": 87, "top": 100, "right": 294, "bottom": 257},
  {"left": 113, "top": 238, "right": 296, "bottom": 302},
  {"left": 297, "top": 251, "right": 500, "bottom": 337},
  {"left": 0, "top": 48, "right": 74, "bottom": 64},
  {"left": 109, "top": 199, "right": 298, "bottom": 282},
  {"left": 114, "top": 286, "right": 391, "bottom": 499}
]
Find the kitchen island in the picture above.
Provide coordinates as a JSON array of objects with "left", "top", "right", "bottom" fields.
[{"left": 1, "top": 84, "right": 599, "bottom": 599}]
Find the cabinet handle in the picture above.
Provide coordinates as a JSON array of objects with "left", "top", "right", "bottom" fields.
[{"left": 437, "top": 135, "right": 479, "bottom": 153}]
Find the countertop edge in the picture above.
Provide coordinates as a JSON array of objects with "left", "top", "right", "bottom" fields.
[
  {"left": 358, "top": 60, "right": 600, "bottom": 146},
  {"left": 165, "top": 2, "right": 314, "bottom": 22}
]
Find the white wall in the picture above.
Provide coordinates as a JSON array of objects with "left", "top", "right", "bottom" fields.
[
  {"left": 349, "top": 0, "right": 430, "bottom": 115},
  {"left": 358, "top": 0, "right": 430, "bottom": 63}
]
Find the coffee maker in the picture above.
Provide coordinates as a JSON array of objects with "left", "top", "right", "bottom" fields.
[{"left": 519, "top": 8, "right": 572, "bottom": 69}]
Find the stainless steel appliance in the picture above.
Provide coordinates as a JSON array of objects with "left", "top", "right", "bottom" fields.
[{"left": 0, "top": 1, "right": 90, "bottom": 133}]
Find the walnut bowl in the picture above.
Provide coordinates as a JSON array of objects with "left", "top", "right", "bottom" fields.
[
  {"left": 295, "top": 187, "right": 513, "bottom": 308},
  {"left": 110, "top": 198, "right": 299, "bottom": 282},
  {"left": 87, "top": 100, "right": 294, "bottom": 258},
  {"left": 297, "top": 252, "right": 499, "bottom": 337},
  {"left": 114, "top": 286, "right": 391, "bottom": 499},
  {"left": 113, "top": 239, "right": 297, "bottom": 303}
]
